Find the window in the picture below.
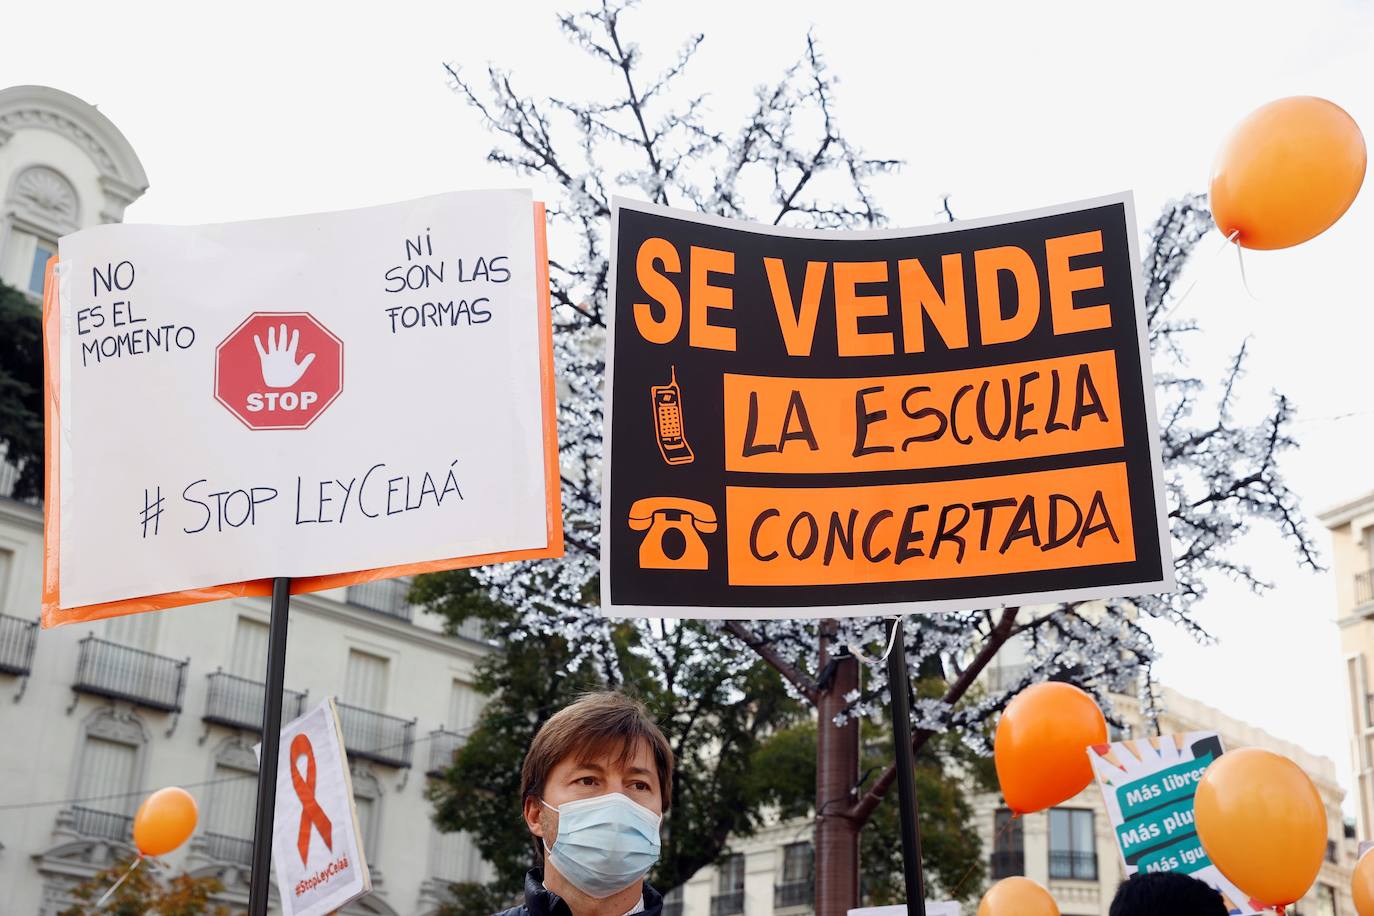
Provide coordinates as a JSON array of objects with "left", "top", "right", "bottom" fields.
[
  {"left": 449, "top": 679, "right": 478, "bottom": 731},
  {"left": 344, "top": 649, "right": 388, "bottom": 710},
  {"left": 28, "top": 240, "right": 56, "bottom": 296},
  {"left": 352, "top": 765, "right": 382, "bottom": 861},
  {"left": 0, "top": 547, "right": 12, "bottom": 606},
  {"left": 777, "top": 842, "right": 814, "bottom": 907},
  {"left": 105, "top": 612, "right": 160, "bottom": 651},
  {"left": 718, "top": 853, "right": 745, "bottom": 892},
  {"left": 431, "top": 826, "right": 481, "bottom": 883},
  {"left": 207, "top": 762, "right": 257, "bottom": 846},
  {"left": 662, "top": 886, "right": 684, "bottom": 916},
  {"left": 991, "top": 808, "right": 1024, "bottom": 878},
  {"left": 781, "top": 842, "right": 812, "bottom": 882},
  {"left": 229, "top": 617, "right": 269, "bottom": 678},
  {"left": 73, "top": 735, "right": 139, "bottom": 839},
  {"left": 711, "top": 854, "right": 745, "bottom": 916},
  {"left": 355, "top": 793, "right": 377, "bottom": 857},
  {"left": 77, "top": 736, "right": 138, "bottom": 805},
  {"left": 1048, "top": 808, "right": 1097, "bottom": 880}
]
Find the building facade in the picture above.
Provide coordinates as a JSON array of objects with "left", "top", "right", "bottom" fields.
[
  {"left": 0, "top": 84, "right": 489, "bottom": 916},
  {"left": 1320, "top": 491, "right": 1374, "bottom": 843}
]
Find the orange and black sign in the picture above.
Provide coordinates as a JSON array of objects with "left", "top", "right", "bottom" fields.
[{"left": 601, "top": 195, "right": 1174, "bottom": 618}]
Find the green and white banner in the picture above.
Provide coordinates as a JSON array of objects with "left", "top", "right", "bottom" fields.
[{"left": 1088, "top": 731, "right": 1257, "bottom": 915}]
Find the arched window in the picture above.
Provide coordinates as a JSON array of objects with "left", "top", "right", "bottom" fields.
[
  {"left": 66, "top": 707, "right": 148, "bottom": 842},
  {"left": 351, "top": 763, "right": 384, "bottom": 862},
  {"left": 203, "top": 737, "right": 259, "bottom": 865}
]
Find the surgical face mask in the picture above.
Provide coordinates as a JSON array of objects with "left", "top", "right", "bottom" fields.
[{"left": 541, "top": 792, "right": 662, "bottom": 898}]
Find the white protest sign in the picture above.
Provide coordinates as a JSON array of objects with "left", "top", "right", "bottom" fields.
[
  {"left": 44, "top": 189, "right": 561, "bottom": 624},
  {"left": 848, "top": 904, "right": 960, "bottom": 916},
  {"left": 256, "top": 698, "right": 370, "bottom": 916},
  {"left": 1088, "top": 732, "right": 1259, "bottom": 915}
]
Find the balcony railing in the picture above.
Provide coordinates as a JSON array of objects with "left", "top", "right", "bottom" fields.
[
  {"left": 427, "top": 728, "right": 465, "bottom": 777},
  {"left": 662, "top": 897, "right": 684, "bottom": 916},
  {"left": 1358, "top": 570, "right": 1374, "bottom": 608},
  {"left": 1048, "top": 850, "right": 1097, "bottom": 881},
  {"left": 73, "top": 636, "right": 187, "bottom": 712},
  {"left": 347, "top": 579, "right": 414, "bottom": 622},
  {"left": 202, "top": 831, "right": 253, "bottom": 865},
  {"left": 710, "top": 891, "right": 745, "bottom": 916},
  {"left": 775, "top": 880, "right": 814, "bottom": 909},
  {"left": 0, "top": 613, "right": 38, "bottom": 675},
  {"left": 338, "top": 701, "right": 415, "bottom": 768},
  {"left": 204, "top": 670, "right": 308, "bottom": 732},
  {"left": 990, "top": 849, "right": 1025, "bottom": 878},
  {"left": 68, "top": 806, "right": 133, "bottom": 842}
]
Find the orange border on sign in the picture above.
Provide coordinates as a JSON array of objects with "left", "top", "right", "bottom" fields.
[{"left": 41, "top": 202, "right": 564, "bottom": 628}]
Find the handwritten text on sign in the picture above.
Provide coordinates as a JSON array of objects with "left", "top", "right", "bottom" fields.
[
  {"left": 601, "top": 195, "right": 1173, "bottom": 618},
  {"left": 54, "top": 189, "right": 555, "bottom": 612}
]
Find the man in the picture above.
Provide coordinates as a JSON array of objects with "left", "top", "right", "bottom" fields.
[
  {"left": 496, "top": 692, "right": 674, "bottom": 916},
  {"left": 1109, "top": 872, "right": 1228, "bottom": 916}
]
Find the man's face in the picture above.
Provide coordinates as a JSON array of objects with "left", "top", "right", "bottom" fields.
[{"left": 524, "top": 738, "right": 664, "bottom": 849}]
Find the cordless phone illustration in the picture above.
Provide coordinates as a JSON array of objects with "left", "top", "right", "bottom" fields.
[{"left": 651, "top": 366, "right": 694, "bottom": 466}]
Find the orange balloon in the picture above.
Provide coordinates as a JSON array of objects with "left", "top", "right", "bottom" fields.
[
  {"left": 1194, "top": 748, "right": 1326, "bottom": 908},
  {"left": 994, "top": 682, "right": 1108, "bottom": 814},
  {"left": 1355, "top": 850, "right": 1374, "bottom": 916},
  {"left": 132, "top": 786, "right": 198, "bottom": 857},
  {"left": 977, "top": 877, "right": 1059, "bottom": 916},
  {"left": 1210, "top": 96, "right": 1366, "bottom": 250}
]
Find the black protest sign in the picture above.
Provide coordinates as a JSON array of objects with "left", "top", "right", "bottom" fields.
[{"left": 600, "top": 195, "right": 1173, "bottom": 618}]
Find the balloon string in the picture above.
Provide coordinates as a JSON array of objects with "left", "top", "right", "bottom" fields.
[
  {"left": 951, "top": 810, "right": 1019, "bottom": 900},
  {"left": 95, "top": 854, "right": 143, "bottom": 908},
  {"left": 847, "top": 614, "right": 907, "bottom": 667},
  {"left": 1154, "top": 228, "right": 1240, "bottom": 325},
  {"left": 1234, "top": 239, "right": 1260, "bottom": 301}
]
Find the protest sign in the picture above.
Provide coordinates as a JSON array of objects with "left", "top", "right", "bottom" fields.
[
  {"left": 849, "top": 904, "right": 960, "bottom": 916},
  {"left": 601, "top": 194, "right": 1172, "bottom": 617},
  {"left": 256, "top": 698, "right": 370, "bottom": 916},
  {"left": 1089, "top": 732, "right": 1258, "bottom": 915},
  {"left": 42, "top": 189, "right": 562, "bottom": 626}
]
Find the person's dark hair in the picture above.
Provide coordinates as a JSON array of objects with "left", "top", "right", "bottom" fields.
[
  {"left": 520, "top": 692, "right": 674, "bottom": 861},
  {"left": 1109, "top": 872, "right": 1228, "bottom": 916}
]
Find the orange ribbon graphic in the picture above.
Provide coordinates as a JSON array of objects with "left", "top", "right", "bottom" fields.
[{"left": 290, "top": 733, "right": 333, "bottom": 866}]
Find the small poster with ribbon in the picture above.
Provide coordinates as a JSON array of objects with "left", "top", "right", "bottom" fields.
[
  {"left": 257, "top": 697, "right": 370, "bottom": 916},
  {"left": 1088, "top": 732, "right": 1259, "bottom": 915}
]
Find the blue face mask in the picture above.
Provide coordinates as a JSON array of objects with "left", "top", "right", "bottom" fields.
[{"left": 542, "top": 792, "right": 663, "bottom": 898}]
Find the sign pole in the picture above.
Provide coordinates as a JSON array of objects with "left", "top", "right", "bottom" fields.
[
  {"left": 886, "top": 616, "right": 927, "bottom": 916},
  {"left": 248, "top": 576, "right": 292, "bottom": 916}
]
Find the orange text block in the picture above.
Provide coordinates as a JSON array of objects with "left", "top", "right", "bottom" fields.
[
  {"left": 723, "top": 351, "right": 1123, "bottom": 474},
  {"left": 725, "top": 462, "right": 1135, "bottom": 586}
]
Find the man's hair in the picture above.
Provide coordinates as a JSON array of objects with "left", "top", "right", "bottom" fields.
[
  {"left": 520, "top": 692, "right": 674, "bottom": 857},
  {"left": 1109, "top": 872, "right": 1228, "bottom": 916}
]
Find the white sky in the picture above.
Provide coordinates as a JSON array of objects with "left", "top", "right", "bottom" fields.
[{"left": 6, "top": 0, "right": 1374, "bottom": 808}]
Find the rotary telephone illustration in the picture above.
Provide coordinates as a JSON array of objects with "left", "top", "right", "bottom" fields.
[{"left": 628, "top": 497, "right": 717, "bottom": 570}]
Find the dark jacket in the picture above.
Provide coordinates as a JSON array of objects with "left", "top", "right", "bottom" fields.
[{"left": 494, "top": 868, "right": 664, "bottom": 916}]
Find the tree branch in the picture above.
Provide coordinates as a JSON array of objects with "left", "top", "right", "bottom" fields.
[
  {"left": 722, "top": 620, "right": 819, "bottom": 704},
  {"left": 846, "top": 606, "right": 1019, "bottom": 826}
]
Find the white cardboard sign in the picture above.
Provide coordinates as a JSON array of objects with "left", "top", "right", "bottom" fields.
[
  {"left": 49, "top": 189, "right": 559, "bottom": 615},
  {"left": 257, "top": 698, "right": 371, "bottom": 916}
]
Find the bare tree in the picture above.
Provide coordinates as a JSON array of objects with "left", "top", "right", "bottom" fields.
[{"left": 442, "top": 4, "right": 1316, "bottom": 912}]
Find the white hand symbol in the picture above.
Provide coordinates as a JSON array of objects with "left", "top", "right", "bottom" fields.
[{"left": 253, "top": 323, "right": 316, "bottom": 388}]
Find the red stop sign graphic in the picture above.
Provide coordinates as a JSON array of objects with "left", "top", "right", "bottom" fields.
[{"left": 215, "top": 312, "right": 344, "bottom": 430}]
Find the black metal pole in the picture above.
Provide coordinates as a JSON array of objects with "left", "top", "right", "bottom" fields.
[
  {"left": 248, "top": 577, "right": 291, "bottom": 916},
  {"left": 887, "top": 616, "right": 926, "bottom": 916}
]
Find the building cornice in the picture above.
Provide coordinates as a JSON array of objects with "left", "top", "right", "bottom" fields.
[
  {"left": 0, "top": 85, "right": 149, "bottom": 194},
  {"left": 0, "top": 496, "right": 43, "bottom": 533},
  {"left": 1318, "top": 490, "right": 1374, "bottom": 529}
]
